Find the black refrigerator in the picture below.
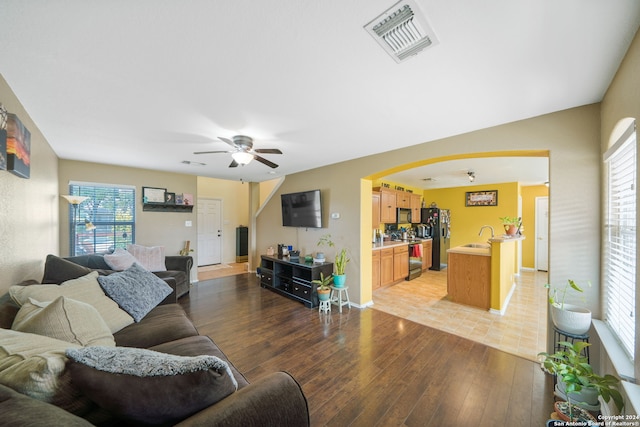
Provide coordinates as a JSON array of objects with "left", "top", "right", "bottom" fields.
[{"left": 421, "top": 208, "right": 451, "bottom": 270}]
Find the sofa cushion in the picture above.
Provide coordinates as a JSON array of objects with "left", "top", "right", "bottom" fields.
[
  {"left": 42, "top": 255, "right": 93, "bottom": 284},
  {"left": 0, "top": 328, "right": 90, "bottom": 414},
  {"left": 9, "top": 271, "right": 134, "bottom": 333},
  {"left": 103, "top": 248, "right": 138, "bottom": 271},
  {"left": 127, "top": 244, "right": 167, "bottom": 272},
  {"left": 114, "top": 303, "right": 199, "bottom": 348},
  {"left": 97, "top": 263, "right": 172, "bottom": 322},
  {"left": 12, "top": 296, "right": 115, "bottom": 347},
  {"left": 66, "top": 346, "right": 238, "bottom": 425}
]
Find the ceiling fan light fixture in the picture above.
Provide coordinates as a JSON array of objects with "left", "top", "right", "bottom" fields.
[{"left": 231, "top": 151, "right": 254, "bottom": 165}]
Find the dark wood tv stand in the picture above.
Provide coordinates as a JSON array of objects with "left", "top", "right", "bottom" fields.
[{"left": 259, "top": 255, "right": 333, "bottom": 308}]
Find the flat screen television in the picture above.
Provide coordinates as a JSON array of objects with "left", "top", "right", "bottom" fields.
[{"left": 281, "top": 189, "right": 323, "bottom": 228}]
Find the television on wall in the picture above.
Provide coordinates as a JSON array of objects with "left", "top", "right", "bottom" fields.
[{"left": 281, "top": 189, "right": 323, "bottom": 228}]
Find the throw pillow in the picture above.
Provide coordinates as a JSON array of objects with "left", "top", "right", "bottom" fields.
[
  {"left": 12, "top": 296, "right": 115, "bottom": 347},
  {"left": 66, "top": 346, "right": 238, "bottom": 425},
  {"left": 97, "top": 263, "right": 172, "bottom": 322},
  {"left": 9, "top": 271, "right": 134, "bottom": 333},
  {"left": 41, "top": 254, "right": 93, "bottom": 284},
  {"left": 127, "top": 244, "right": 167, "bottom": 272},
  {"left": 103, "top": 248, "right": 138, "bottom": 271},
  {"left": 0, "top": 328, "right": 89, "bottom": 414}
]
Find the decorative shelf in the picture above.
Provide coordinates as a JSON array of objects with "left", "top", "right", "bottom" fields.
[{"left": 143, "top": 203, "right": 193, "bottom": 213}]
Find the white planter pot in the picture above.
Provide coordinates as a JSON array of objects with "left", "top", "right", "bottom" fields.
[
  {"left": 550, "top": 303, "right": 592, "bottom": 335},
  {"left": 557, "top": 378, "right": 600, "bottom": 410}
]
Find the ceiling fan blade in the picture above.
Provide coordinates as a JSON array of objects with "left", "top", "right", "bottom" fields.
[
  {"left": 254, "top": 155, "right": 279, "bottom": 169},
  {"left": 254, "top": 148, "right": 282, "bottom": 154},
  {"left": 229, "top": 159, "right": 239, "bottom": 168},
  {"left": 193, "top": 150, "right": 232, "bottom": 155},
  {"left": 219, "top": 137, "right": 238, "bottom": 148}
]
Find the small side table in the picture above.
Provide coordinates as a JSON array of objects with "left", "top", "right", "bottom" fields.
[
  {"left": 318, "top": 299, "right": 331, "bottom": 314},
  {"left": 553, "top": 326, "right": 590, "bottom": 362},
  {"left": 330, "top": 286, "right": 351, "bottom": 314}
]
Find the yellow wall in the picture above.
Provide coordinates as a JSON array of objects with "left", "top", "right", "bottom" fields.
[
  {"left": 521, "top": 185, "right": 549, "bottom": 269},
  {"left": 425, "top": 182, "right": 519, "bottom": 248}
]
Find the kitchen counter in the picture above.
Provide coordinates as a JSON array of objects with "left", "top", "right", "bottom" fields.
[{"left": 372, "top": 237, "right": 431, "bottom": 251}]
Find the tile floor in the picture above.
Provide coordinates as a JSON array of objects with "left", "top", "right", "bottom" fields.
[{"left": 372, "top": 268, "right": 548, "bottom": 362}]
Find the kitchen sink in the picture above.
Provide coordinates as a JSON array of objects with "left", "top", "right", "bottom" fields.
[{"left": 462, "top": 243, "right": 491, "bottom": 249}]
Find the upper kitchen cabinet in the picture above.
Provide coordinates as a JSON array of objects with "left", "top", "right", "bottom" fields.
[
  {"left": 396, "top": 191, "right": 411, "bottom": 208},
  {"left": 410, "top": 193, "right": 421, "bottom": 223},
  {"left": 378, "top": 188, "right": 397, "bottom": 223},
  {"left": 372, "top": 191, "right": 381, "bottom": 227}
]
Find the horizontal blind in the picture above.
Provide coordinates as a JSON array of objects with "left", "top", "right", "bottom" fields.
[
  {"left": 604, "top": 129, "right": 636, "bottom": 359},
  {"left": 69, "top": 183, "right": 136, "bottom": 256}
]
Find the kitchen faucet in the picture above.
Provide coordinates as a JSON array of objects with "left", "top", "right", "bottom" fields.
[{"left": 478, "top": 225, "right": 494, "bottom": 239}]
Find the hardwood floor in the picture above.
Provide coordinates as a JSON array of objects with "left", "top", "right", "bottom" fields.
[{"left": 179, "top": 274, "right": 554, "bottom": 426}]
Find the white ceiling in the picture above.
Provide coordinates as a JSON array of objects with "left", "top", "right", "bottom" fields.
[{"left": 0, "top": 1, "right": 638, "bottom": 183}]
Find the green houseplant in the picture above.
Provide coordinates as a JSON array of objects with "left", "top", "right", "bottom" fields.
[
  {"left": 315, "top": 234, "right": 334, "bottom": 262},
  {"left": 312, "top": 272, "right": 333, "bottom": 301},
  {"left": 499, "top": 216, "right": 520, "bottom": 235},
  {"left": 539, "top": 341, "right": 623, "bottom": 420},
  {"left": 333, "top": 248, "right": 350, "bottom": 288},
  {"left": 545, "top": 279, "right": 591, "bottom": 335}
]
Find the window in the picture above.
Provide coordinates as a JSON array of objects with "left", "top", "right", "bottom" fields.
[
  {"left": 603, "top": 123, "right": 637, "bottom": 359},
  {"left": 68, "top": 182, "right": 135, "bottom": 256}
]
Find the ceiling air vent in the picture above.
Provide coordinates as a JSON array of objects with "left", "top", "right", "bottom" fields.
[{"left": 364, "top": 0, "right": 439, "bottom": 63}]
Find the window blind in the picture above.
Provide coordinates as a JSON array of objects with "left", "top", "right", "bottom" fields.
[
  {"left": 603, "top": 127, "right": 636, "bottom": 359},
  {"left": 69, "top": 183, "right": 136, "bottom": 256}
]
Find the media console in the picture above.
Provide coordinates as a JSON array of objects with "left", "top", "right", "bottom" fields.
[{"left": 259, "top": 255, "right": 333, "bottom": 308}]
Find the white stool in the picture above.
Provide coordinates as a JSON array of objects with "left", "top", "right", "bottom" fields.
[
  {"left": 318, "top": 299, "right": 331, "bottom": 313},
  {"left": 330, "top": 286, "right": 351, "bottom": 313}
]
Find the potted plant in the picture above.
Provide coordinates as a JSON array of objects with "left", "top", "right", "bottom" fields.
[
  {"left": 333, "top": 248, "right": 350, "bottom": 288},
  {"left": 499, "top": 216, "right": 520, "bottom": 235},
  {"left": 312, "top": 272, "right": 333, "bottom": 301},
  {"left": 545, "top": 279, "right": 591, "bottom": 335},
  {"left": 315, "top": 234, "right": 334, "bottom": 262},
  {"left": 539, "top": 341, "right": 623, "bottom": 420}
]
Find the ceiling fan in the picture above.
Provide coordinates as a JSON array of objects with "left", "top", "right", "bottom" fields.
[{"left": 193, "top": 135, "right": 282, "bottom": 168}]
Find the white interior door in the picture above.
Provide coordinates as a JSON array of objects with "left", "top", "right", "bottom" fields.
[
  {"left": 197, "top": 198, "right": 222, "bottom": 266},
  {"left": 535, "top": 196, "right": 549, "bottom": 271}
]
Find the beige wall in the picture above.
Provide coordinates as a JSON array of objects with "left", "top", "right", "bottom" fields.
[
  {"left": 0, "top": 75, "right": 59, "bottom": 293},
  {"left": 256, "top": 104, "right": 601, "bottom": 314},
  {"left": 197, "top": 176, "right": 250, "bottom": 265},
  {"left": 59, "top": 160, "right": 198, "bottom": 278}
]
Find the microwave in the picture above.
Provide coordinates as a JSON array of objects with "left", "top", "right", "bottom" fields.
[{"left": 396, "top": 208, "right": 411, "bottom": 223}]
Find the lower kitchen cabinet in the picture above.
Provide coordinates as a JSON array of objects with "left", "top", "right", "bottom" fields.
[
  {"left": 372, "top": 250, "right": 381, "bottom": 289},
  {"left": 380, "top": 248, "right": 394, "bottom": 287},
  {"left": 422, "top": 239, "right": 433, "bottom": 270},
  {"left": 393, "top": 245, "right": 409, "bottom": 282}
]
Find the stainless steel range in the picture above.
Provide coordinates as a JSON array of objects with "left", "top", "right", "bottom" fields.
[{"left": 407, "top": 241, "right": 422, "bottom": 280}]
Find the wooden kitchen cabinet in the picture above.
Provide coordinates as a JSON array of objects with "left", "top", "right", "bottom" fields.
[
  {"left": 372, "top": 191, "right": 381, "bottom": 227},
  {"left": 372, "top": 250, "right": 381, "bottom": 289},
  {"left": 396, "top": 191, "right": 411, "bottom": 208},
  {"left": 393, "top": 245, "right": 409, "bottom": 282},
  {"left": 380, "top": 248, "right": 394, "bottom": 287},
  {"left": 410, "top": 193, "right": 421, "bottom": 223},
  {"left": 447, "top": 252, "right": 491, "bottom": 310},
  {"left": 422, "top": 239, "right": 433, "bottom": 270},
  {"left": 379, "top": 189, "right": 397, "bottom": 223}
]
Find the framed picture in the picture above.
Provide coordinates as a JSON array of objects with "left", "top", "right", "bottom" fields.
[
  {"left": 466, "top": 190, "right": 498, "bottom": 207},
  {"left": 6, "top": 113, "right": 30, "bottom": 179},
  {"left": 142, "top": 187, "right": 166, "bottom": 204},
  {"left": 175, "top": 193, "right": 184, "bottom": 205},
  {"left": 182, "top": 193, "right": 194, "bottom": 206},
  {"left": 164, "top": 192, "right": 176, "bottom": 205}
]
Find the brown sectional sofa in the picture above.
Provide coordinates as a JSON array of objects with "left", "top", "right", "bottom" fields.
[{"left": 0, "top": 256, "right": 310, "bottom": 426}]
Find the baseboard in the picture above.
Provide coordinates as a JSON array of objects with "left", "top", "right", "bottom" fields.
[{"left": 489, "top": 282, "right": 516, "bottom": 316}]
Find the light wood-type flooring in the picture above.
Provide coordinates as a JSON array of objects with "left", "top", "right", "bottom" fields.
[
  {"left": 372, "top": 269, "right": 548, "bottom": 362},
  {"left": 179, "top": 274, "right": 554, "bottom": 426}
]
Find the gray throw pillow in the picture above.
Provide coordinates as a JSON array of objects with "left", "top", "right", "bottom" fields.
[
  {"left": 66, "top": 346, "right": 238, "bottom": 425},
  {"left": 97, "top": 263, "right": 171, "bottom": 322}
]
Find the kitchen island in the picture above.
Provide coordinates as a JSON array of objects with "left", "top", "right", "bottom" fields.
[{"left": 447, "top": 235, "right": 524, "bottom": 314}]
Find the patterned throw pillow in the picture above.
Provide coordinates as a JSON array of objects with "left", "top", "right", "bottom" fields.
[
  {"left": 9, "top": 272, "right": 134, "bottom": 333},
  {"left": 12, "top": 296, "right": 115, "bottom": 347},
  {"left": 127, "top": 244, "right": 167, "bottom": 272},
  {"left": 97, "top": 263, "right": 172, "bottom": 322}
]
